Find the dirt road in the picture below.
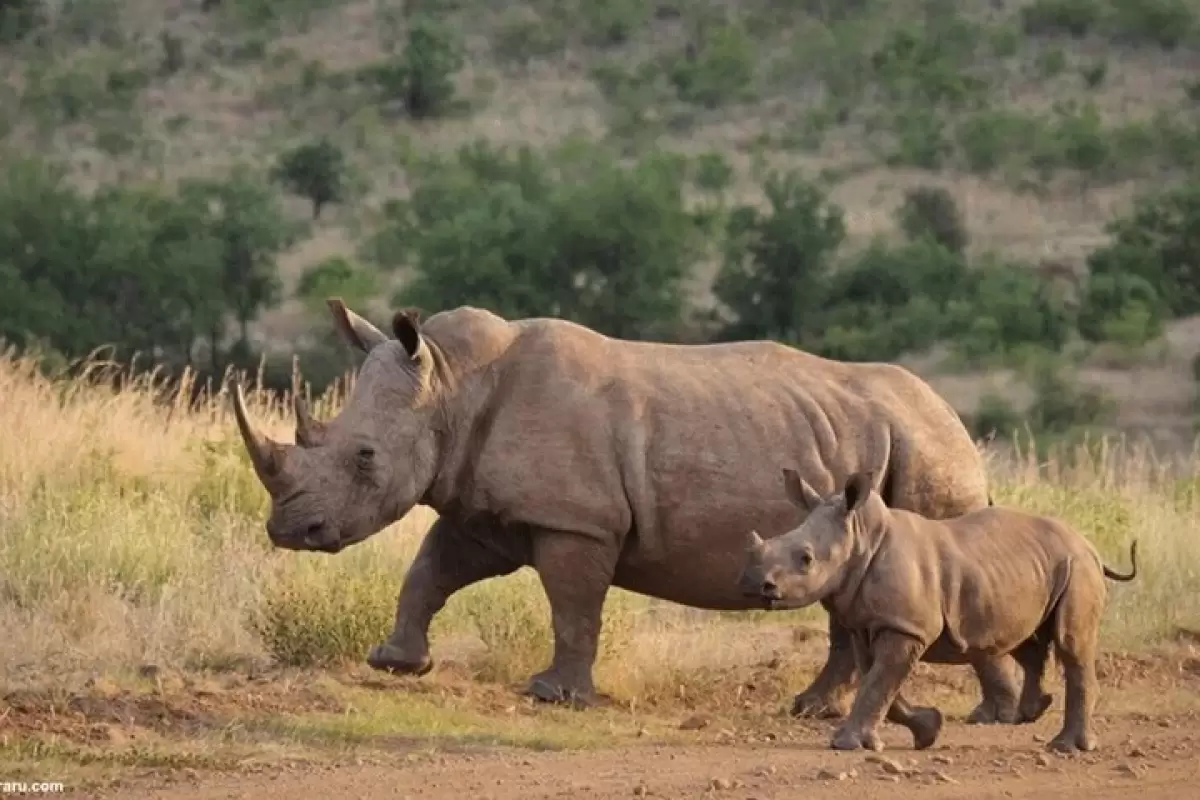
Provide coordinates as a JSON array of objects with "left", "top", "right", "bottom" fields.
[{"left": 96, "top": 710, "right": 1199, "bottom": 800}]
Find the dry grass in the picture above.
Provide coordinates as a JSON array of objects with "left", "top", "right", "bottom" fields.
[{"left": 1, "top": 349, "right": 1198, "bottom": 713}]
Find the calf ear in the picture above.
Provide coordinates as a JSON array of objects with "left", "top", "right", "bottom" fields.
[
  {"left": 392, "top": 307, "right": 430, "bottom": 363},
  {"left": 782, "top": 468, "right": 823, "bottom": 512},
  {"left": 842, "top": 471, "right": 874, "bottom": 513}
]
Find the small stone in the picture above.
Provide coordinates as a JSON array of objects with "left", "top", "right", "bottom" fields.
[
  {"left": 137, "top": 664, "right": 160, "bottom": 678},
  {"left": 1035, "top": 754, "right": 1052, "bottom": 767},
  {"left": 1117, "top": 763, "right": 1143, "bottom": 778},
  {"left": 931, "top": 770, "right": 956, "bottom": 784},
  {"left": 1033, "top": 734, "right": 1047, "bottom": 743},
  {"left": 816, "top": 769, "right": 849, "bottom": 781},
  {"left": 931, "top": 755, "right": 953, "bottom": 765},
  {"left": 878, "top": 759, "right": 909, "bottom": 776},
  {"left": 1129, "top": 746, "right": 1146, "bottom": 758},
  {"left": 679, "top": 714, "right": 710, "bottom": 731},
  {"left": 633, "top": 784, "right": 648, "bottom": 797},
  {"left": 708, "top": 778, "right": 732, "bottom": 791}
]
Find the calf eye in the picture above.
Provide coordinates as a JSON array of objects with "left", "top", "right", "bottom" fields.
[{"left": 798, "top": 550, "right": 814, "bottom": 569}]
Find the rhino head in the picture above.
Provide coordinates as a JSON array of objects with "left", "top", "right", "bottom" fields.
[
  {"left": 737, "top": 469, "right": 876, "bottom": 609},
  {"left": 231, "top": 299, "right": 442, "bottom": 553}
]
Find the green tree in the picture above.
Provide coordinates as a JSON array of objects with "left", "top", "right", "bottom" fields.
[
  {"left": 365, "top": 14, "right": 464, "bottom": 119},
  {"left": 950, "top": 260, "right": 1075, "bottom": 362},
  {"left": 296, "top": 256, "right": 378, "bottom": 315},
  {"left": 178, "top": 172, "right": 298, "bottom": 362},
  {"left": 384, "top": 139, "right": 700, "bottom": 339},
  {"left": 713, "top": 170, "right": 846, "bottom": 343},
  {"left": 272, "top": 137, "right": 348, "bottom": 219}
]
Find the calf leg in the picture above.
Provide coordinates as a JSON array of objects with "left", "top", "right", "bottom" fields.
[
  {"left": 966, "top": 655, "right": 1022, "bottom": 724},
  {"left": 1013, "top": 638, "right": 1055, "bottom": 724},
  {"left": 525, "top": 530, "right": 621, "bottom": 708},
  {"left": 831, "top": 630, "right": 926, "bottom": 751},
  {"left": 791, "top": 613, "right": 856, "bottom": 719},
  {"left": 1049, "top": 589, "right": 1102, "bottom": 753},
  {"left": 368, "top": 516, "right": 524, "bottom": 675}
]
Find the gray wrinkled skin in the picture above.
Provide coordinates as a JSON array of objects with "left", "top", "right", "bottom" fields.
[
  {"left": 738, "top": 471, "right": 1138, "bottom": 753},
  {"left": 232, "top": 298, "right": 1010, "bottom": 715}
]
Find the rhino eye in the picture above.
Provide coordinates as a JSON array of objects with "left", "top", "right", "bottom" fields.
[
  {"left": 798, "top": 550, "right": 814, "bottom": 569},
  {"left": 355, "top": 446, "right": 375, "bottom": 469}
]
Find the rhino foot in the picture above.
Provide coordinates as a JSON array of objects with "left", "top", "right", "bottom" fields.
[
  {"left": 1018, "top": 693, "right": 1054, "bottom": 724},
  {"left": 909, "top": 707, "right": 943, "bottom": 751},
  {"left": 830, "top": 724, "right": 884, "bottom": 752},
  {"left": 366, "top": 641, "right": 433, "bottom": 676},
  {"left": 790, "top": 689, "right": 851, "bottom": 720},
  {"left": 1047, "top": 729, "right": 1097, "bottom": 754},
  {"left": 524, "top": 671, "right": 596, "bottom": 709},
  {"left": 966, "top": 698, "right": 1020, "bottom": 725}
]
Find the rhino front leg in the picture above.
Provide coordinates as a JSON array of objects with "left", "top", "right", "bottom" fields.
[
  {"left": 368, "top": 516, "right": 523, "bottom": 676},
  {"left": 525, "top": 530, "right": 620, "bottom": 708},
  {"left": 791, "top": 613, "right": 856, "bottom": 719},
  {"left": 830, "top": 630, "right": 925, "bottom": 752}
]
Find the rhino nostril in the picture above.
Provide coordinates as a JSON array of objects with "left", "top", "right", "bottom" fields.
[
  {"left": 761, "top": 579, "right": 778, "bottom": 597},
  {"left": 306, "top": 521, "right": 326, "bottom": 538}
]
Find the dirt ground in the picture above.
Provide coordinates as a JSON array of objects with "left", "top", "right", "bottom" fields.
[
  {"left": 8, "top": 632, "right": 1200, "bottom": 800},
  {"left": 95, "top": 714, "right": 1200, "bottom": 800}
]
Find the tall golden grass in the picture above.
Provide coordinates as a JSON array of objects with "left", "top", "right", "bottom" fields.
[{"left": 0, "top": 350, "right": 1196, "bottom": 703}]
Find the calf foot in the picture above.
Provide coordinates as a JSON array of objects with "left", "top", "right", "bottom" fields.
[
  {"left": 1048, "top": 729, "right": 1097, "bottom": 754},
  {"left": 366, "top": 640, "right": 433, "bottom": 676},
  {"left": 791, "top": 687, "right": 851, "bottom": 720},
  {"left": 830, "top": 724, "right": 884, "bottom": 752},
  {"left": 1018, "top": 693, "right": 1054, "bottom": 724},
  {"left": 908, "top": 707, "right": 944, "bottom": 750},
  {"left": 525, "top": 668, "right": 597, "bottom": 709}
]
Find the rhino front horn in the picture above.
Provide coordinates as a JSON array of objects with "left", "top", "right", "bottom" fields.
[
  {"left": 747, "top": 530, "right": 766, "bottom": 550},
  {"left": 230, "top": 381, "right": 282, "bottom": 481}
]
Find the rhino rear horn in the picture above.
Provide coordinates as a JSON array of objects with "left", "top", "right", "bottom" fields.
[
  {"left": 230, "top": 381, "right": 283, "bottom": 482},
  {"left": 293, "top": 395, "right": 327, "bottom": 447}
]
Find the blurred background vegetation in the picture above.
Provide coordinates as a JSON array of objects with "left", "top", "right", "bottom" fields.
[{"left": 5, "top": 0, "right": 1200, "bottom": 448}]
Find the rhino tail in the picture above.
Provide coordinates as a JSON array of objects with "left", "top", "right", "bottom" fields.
[
  {"left": 1103, "top": 540, "right": 1138, "bottom": 582},
  {"left": 987, "top": 493, "right": 994, "bottom": 507}
]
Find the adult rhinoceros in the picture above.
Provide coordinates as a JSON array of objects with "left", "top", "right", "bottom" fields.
[{"left": 230, "top": 299, "right": 1020, "bottom": 722}]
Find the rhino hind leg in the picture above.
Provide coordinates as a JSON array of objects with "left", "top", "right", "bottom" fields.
[
  {"left": 790, "top": 614, "right": 856, "bottom": 719},
  {"left": 368, "top": 516, "right": 523, "bottom": 676},
  {"left": 524, "top": 531, "right": 621, "bottom": 709},
  {"left": 1047, "top": 586, "right": 1102, "bottom": 753},
  {"left": 1012, "top": 637, "right": 1055, "bottom": 724},
  {"left": 965, "top": 656, "right": 1022, "bottom": 724}
]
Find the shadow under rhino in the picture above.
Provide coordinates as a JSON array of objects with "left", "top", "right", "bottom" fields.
[{"left": 229, "top": 297, "right": 1020, "bottom": 720}]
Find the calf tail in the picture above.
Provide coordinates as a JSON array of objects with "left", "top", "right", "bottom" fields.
[
  {"left": 1103, "top": 540, "right": 1138, "bottom": 582},
  {"left": 987, "top": 494, "right": 994, "bottom": 507}
]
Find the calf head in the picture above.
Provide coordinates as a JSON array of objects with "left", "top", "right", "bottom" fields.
[
  {"left": 231, "top": 299, "right": 444, "bottom": 553},
  {"left": 738, "top": 470, "right": 876, "bottom": 609}
]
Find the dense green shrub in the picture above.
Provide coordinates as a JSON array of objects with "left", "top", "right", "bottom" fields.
[
  {"left": 1020, "top": 0, "right": 1102, "bottom": 38},
  {"left": 1087, "top": 183, "right": 1200, "bottom": 318},
  {"left": 896, "top": 185, "right": 969, "bottom": 254}
]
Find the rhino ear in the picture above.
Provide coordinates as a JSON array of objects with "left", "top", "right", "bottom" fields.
[
  {"left": 842, "top": 471, "right": 874, "bottom": 513},
  {"left": 391, "top": 307, "right": 429, "bottom": 362},
  {"left": 782, "top": 468, "right": 823, "bottom": 512},
  {"left": 328, "top": 298, "right": 389, "bottom": 353}
]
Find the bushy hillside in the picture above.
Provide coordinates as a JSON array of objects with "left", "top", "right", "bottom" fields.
[{"left": 5, "top": 0, "right": 1200, "bottom": 444}]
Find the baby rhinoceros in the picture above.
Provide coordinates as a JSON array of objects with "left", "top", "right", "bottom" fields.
[{"left": 737, "top": 470, "right": 1138, "bottom": 754}]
